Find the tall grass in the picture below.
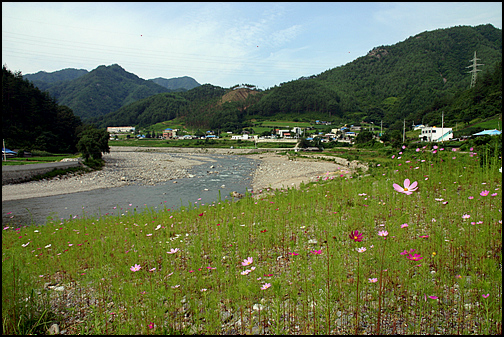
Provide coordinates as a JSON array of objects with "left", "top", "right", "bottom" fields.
[{"left": 2, "top": 144, "right": 501, "bottom": 334}]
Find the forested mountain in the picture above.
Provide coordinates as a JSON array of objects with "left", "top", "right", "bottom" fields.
[
  {"left": 27, "top": 24, "right": 500, "bottom": 132},
  {"left": 418, "top": 59, "right": 501, "bottom": 132},
  {"left": 23, "top": 68, "right": 88, "bottom": 92},
  {"left": 33, "top": 64, "right": 171, "bottom": 120},
  {"left": 91, "top": 84, "right": 226, "bottom": 128},
  {"left": 149, "top": 76, "right": 200, "bottom": 91},
  {"left": 2, "top": 66, "right": 83, "bottom": 153},
  {"left": 246, "top": 24, "right": 501, "bottom": 129}
]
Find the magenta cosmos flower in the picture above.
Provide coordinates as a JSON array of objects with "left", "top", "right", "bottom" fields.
[
  {"left": 480, "top": 190, "right": 490, "bottom": 197},
  {"left": 407, "top": 254, "right": 423, "bottom": 261},
  {"left": 393, "top": 178, "right": 418, "bottom": 195},
  {"left": 349, "top": 230, "right": 363, "bottom": 242}
]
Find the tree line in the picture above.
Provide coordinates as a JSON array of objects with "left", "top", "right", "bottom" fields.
[{"left": 2, "top": 66, "right": 109, "bottom": 165}]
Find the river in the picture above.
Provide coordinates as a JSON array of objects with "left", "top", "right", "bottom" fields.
[{"left": 2, "top": 154, "right": 258, "bottom": 226}]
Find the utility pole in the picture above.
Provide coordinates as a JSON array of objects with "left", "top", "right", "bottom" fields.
[
  {"left": 467, "top": 51, "right": 484, "bottom": 88},
  {"left": 402, "top": 119, "right": 406, "bottom": 143},
  {"left": 380, "top": 120, "right": 383, "bottom": 137},
  {"left": 441, "top": 111, "right": 444, "bottom": 144}
]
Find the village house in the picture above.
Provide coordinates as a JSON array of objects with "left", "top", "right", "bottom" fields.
[
  {"left": 231, "top": 134, "right": 249, "bottom": 140},
  {"left": 419, "top": 126, "right": 453, "bottom": 142},
  {"left": 162, "top": 128, "right": 178, "bottom": 139}
]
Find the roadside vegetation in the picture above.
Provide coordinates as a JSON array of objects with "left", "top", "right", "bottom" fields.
[{"left": 2, "top": 137, "right": 501, "bottom": 335}]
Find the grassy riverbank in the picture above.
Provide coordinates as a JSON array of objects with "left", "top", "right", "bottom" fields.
[{"left": 2, "top": 144, "right": 502, "bottom": 334}]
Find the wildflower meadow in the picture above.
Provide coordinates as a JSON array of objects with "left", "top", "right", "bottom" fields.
[{"left": 2, "top": 143, "right": 502, "bottom": 334}]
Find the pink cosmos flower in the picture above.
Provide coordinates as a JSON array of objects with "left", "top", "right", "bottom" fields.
[
  {"left": 428, "top": 296, "right": 438, "bottom": 299},
  {"left": 468, "top": 196, "right": 474, "bottom": 199},
  {"left": 378, "top": 230, "right": 388, "bottom": 237},
  {"left": 242, "top": 257, "right": 253, "bottom": 266},
  {"left": 167, "top": 248, "right": 180, "bottom": 254},
  {"left": 462, "top": 214, "right": 470, "bottom": 219},
  {"left": 400, "top": 223, "right": 409, "bottom": 228},
  {"left": 311, "top": 250, "right": 322, "bottom": 254},
  {"left": 482, "top": 294, "right": 490, "bottom": 299},
  {"left": 288, "top": 252, "right": 299, "bottom": 256},
  {"left": 261, "top": 283, "right": 272, "bottom": 290},
  {"left": 130, "top": 264, "right": 141, "bottom": 272},
  {"left": 393, "top": 178, "right": 418, "bottom": 195},
  {"left": 419, "top": 235, "right": 429, "bottom": 238},
  {"left": 480, "top": 190, "right": 490, "bottom": 197},
  {"left": 368, "top": 278, "right": 378, "bottom": 283},
  {"left": 357, "top": 247, "right": 367, "bottom": 253},
  {"left": 148, "top": 322, "right": 154, "bottom": 329}
]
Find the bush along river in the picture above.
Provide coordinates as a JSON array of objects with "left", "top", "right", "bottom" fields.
[{"left": 2, "top": 154, "right": 258, "bottom": 226}]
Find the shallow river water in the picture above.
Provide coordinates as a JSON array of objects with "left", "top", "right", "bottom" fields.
[{"left": 2, "top": 154, "right": 258, "bottom": 226}]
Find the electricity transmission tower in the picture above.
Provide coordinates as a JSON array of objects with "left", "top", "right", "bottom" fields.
[{"left": 467, "top": 51, "right": 484, "bottom": 88}]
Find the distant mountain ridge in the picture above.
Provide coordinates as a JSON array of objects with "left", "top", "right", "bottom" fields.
[
  {"left": 149, "top": 76, "right": 200, "bottom": 90},
  {"left": 23, "top": 68, "right": 88, "bottom": 83},
  {"left": 27, "top": 64, "right": 171, "bottom": 120},
  {"left": 22, "top": 66, "right": 200, "bottom": 120}
]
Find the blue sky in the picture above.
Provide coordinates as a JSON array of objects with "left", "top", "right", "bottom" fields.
[{"left": 2, "top": 2, "right": 502, "bottom": 89}]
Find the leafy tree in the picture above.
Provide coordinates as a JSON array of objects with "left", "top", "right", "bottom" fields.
[
  {"left": 76, "top": 126, "right": 110, "bottom": 161},
  {"left": 355, "top": 131, "right": 374, "bottom": 144},
  {"left": 380, "top": 130, "right": 402, "bottom": 147},
  {"left": 297, "top": 138, "right": 311, "bottom": 148}
]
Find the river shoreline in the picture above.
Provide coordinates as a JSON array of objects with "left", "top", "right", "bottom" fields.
[{"left": 2, "top": 147, "right": 353, "bottom": 202}]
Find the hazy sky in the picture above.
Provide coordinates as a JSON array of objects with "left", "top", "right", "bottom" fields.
[{"left": 2, "top": 2, "right": 502, "bottom": 89}]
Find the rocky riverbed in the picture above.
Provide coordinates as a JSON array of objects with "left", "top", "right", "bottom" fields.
[{"left": 2, "top": 147, "right": 356, "bottom": 201}]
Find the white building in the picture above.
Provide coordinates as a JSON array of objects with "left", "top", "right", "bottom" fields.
[
  {"left": 419, "top": 126, "right": 453, "bottom": 142},
  {"left": 107, "top": 126, "right": 135, "bottom": 133},
  {"left": 231, "top": 134, "right": 249, "bottom": 140}
]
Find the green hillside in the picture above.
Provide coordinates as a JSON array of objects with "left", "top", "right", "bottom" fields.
[
  {"left": 91, "top": 84, "right": 226, "bottom": 128},
  {"left": 75, "top": 25, "right": 503, "bottom": 133},
  {"left": 108, "top": 24, "right": 500, "bottom": 132},
  {"left": 31, "top": 64, "right": 171, "bottom": 120},
  {"left": 149, "top": 76, "right": 200, "bottom": 91},
  {"left": 245, "top": 24, "right": 501, "bottom": 129}
]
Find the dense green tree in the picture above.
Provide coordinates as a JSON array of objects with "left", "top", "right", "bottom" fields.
[
  {"left": 76, "top": 126, "right": 110, "bottom": 161},
  {"left": 2, "top": 66, "right": 83, "bottom": 153},
  {"left": 355, "top": 131, "right": 374, "bottom": 144}
]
